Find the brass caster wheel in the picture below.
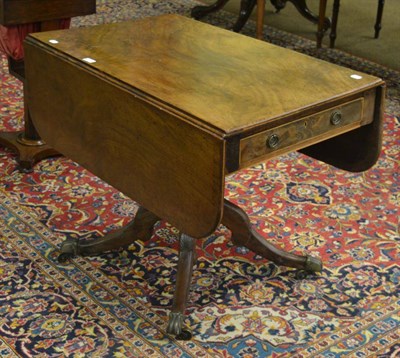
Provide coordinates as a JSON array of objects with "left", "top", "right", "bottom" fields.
[
  {"left": 57, "top": 252, "right": 74, "bottom": 263},
  {"left": 57, "top": 239, "right": 79, "bottom": 263},
  {"left": 18, "top": 163, "right": 34, "bottom": 173},
  {"left": 295, "top": 256, "right": 323, "bottom": 279},
  {"left": 175, "top": 329, "right": 192, "bottom": 340},
  {"left": 191, "top": 7, "right": 203, "bottom": 20},
  {"left": 295, "top": 270, "right": 309, "bottom": 280},
  {"left": 167, "top": 312, "right": 192, "bottom": 339},
  {"left": 304, "top": 255, "right": 323, "bottom": 273}
]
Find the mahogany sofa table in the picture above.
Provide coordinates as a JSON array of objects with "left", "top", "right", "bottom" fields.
[{"left": 24, "top": 14, "right": 384, "bottom": 339}]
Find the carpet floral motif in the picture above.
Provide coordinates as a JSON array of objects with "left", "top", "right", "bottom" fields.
[
  {"left": 0, "top": 0, "right": 399, "bottom": 357},
  {"left": 285, "top": 182, "right": 331, "bottom": 205}
]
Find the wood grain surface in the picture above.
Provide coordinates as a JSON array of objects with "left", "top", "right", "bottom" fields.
[
  {"left": 24, "top": 38, "right": 225, "bottom": 239},
  {"left": 25, "top": 14, "right": 383, "bottom": 137}
]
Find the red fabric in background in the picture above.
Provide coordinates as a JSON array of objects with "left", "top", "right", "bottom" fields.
[{"left": 0, "top": 19, "right": 70, "bottom": 60}]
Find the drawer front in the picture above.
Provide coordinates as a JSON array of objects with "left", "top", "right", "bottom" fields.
[{"left": 240, "top": 98, "right": 364, "bottom": 168}]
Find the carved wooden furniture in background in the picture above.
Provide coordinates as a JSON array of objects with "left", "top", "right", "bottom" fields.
[
  {"left": 316, "top": 0, "right": 328, "bottom": 47},
  {"left": 24, "top": 14, "right": 385, "bottom": 339},
  {"left": 256, "top": 0, "right": 266, "bottom": 38},
  {"left": 0, "top": 0, "right": 96, "bottom": 171},
  {"left": 256, "top": 0, "right": 328, "bottom": 48},
  {"left": 374, "top": 0, "right": 385, "bottom": 38},
  {"left": 193, "top": 0, "right": 331, "bottom": 46},
  {"left": 328, "top": 0, "right": 385, "bottom": 48}
]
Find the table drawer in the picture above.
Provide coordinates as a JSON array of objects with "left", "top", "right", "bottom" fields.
[{"left": 240, "top": 98, "right": 365, "bottom": 168}]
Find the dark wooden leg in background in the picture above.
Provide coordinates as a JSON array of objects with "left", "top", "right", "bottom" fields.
[
  {"left": 270, "top": 0, "right": 286, "bottom": 12},
  {"left": 58, "top": 206, "right": 160, "bottom": 262},
  {"left": 191, "top": 0, "right": 256, "bottom": 33},
  {"left": 191, "top": 0, "right": 331, "bottom": 38},
  {"left": 166, "top": 233, "right": 196, "bottom": 340},
  {"left": 329, "top": 0, "right": 340, "bottom": 48},
  {"left": 222, "top": 199, "right": 322, "bottom": 272},
  {"left": 233, "top": 0, "right": 257, "bottom": 32},
  {"left": 316, "top": 0, "right": 327, "bottom": 48},
  {"left": 0, "top": 20, "right": 70, "bottom": 172},
  {"left": 287, "top": 0, "right": 321, "bottom": 23},
  {"left": 191, "top": 0, "right": 230, "bottom": 20},
  {"left": 272, "top": 0, "right": 329, "bottom": 26},
  {"left": 271, "top": 0, "right": 331, "bottom": 47},
  {"left": 0, "top": 61, "right": 59, "bottom": 172},
  {"left": 256, "top": 0, "right": 266, "bottom": 39},
  {"left": 374, "top": 0, "right": 385, "bottom": 38}
]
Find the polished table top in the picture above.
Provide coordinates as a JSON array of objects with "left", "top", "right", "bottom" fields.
[
  {"left": 25, "top": 14, "right": 381, "bottom": 135},
  {"left": 24, "top": 14, "right": 384, "bottom": 238}
]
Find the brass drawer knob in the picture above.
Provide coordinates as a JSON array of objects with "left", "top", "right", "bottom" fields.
[
  {"left": 330, "top": 110, "right": 342, "bottom": 125},
  {"left": 267, "top": 134, "right": 280, "bottom": 149}
]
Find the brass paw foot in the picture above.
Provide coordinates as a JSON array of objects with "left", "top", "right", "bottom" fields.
[
  {"left": 58, "top": 239, "right": 80, "bottom": 263},
  {"left": 304, "top": 255, "right": 323, "bottom": 272},
  {"left": 295, "top": 256, "right": 323, "bottom": 279},
  {"left": 166, "top": 312, "right": 192, "bottom": 340}
]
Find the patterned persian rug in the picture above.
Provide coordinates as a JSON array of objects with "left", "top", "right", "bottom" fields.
[{"left": 1, "top": 0, "right": 399, "bottom": 357}]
